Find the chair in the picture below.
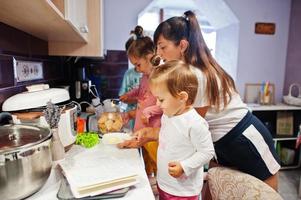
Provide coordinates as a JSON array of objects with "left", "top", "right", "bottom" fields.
[{"left": 207, "top": 167, "right": 283, "bottom": 200}]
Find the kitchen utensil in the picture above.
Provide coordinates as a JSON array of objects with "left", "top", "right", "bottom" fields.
[
  {"left": 2, "top": 86, "right": 69, "bottom": 111},
  {"left": 0, "top": 112, "right": 12, "bottom": 125},
  {"left": 0, "top": 121, "right": 52, "bottom": 200},
  {"left": 2, "top": 85, "right": 77, "bottom": 147},
  {"left": 44, "top": 101, "right": 65, "bottom": 161},
  {"left": 102, "top": 99, "right": 120, "bottom": 112}
]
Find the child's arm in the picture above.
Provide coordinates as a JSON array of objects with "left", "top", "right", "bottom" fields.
[
  {"left": 141, "top": 105, "right": 163, "bottom": 124},
  {"left": 120, "top": 109, "right": 136, "bottom": 125},
  {"left": 119, "top": 87, "right": 139, "bottom": 104},
  {"left": 180, "top": 122, "right": 215, "bottom": 176}
]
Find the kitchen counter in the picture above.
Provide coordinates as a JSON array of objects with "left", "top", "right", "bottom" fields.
[{"left": 27, "top": 143, "right": 155, "bottom": 200}]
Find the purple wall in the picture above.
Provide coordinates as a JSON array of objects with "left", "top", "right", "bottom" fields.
[
  {"left": 284, "top": 0, "right": 301, "bottom": 96},
  {"left": 104, "top": 0, "right": 292, "bottom": 103}
]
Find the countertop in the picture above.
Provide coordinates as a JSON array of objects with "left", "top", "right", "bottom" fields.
[{"left": 27, "top": 143, "right": 155, "bottom": 200}]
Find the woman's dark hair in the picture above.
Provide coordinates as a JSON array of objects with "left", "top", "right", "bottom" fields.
[
  {"left": 125, "top": 26, "right": 160, "bottom": 66},
  {"left": 154, "top": 11, "right": 236, "bottom": 111}
]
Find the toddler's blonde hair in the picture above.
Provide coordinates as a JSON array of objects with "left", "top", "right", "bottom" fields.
[{"left": 149, "top": 60, "right": 198, "bottom": 105}]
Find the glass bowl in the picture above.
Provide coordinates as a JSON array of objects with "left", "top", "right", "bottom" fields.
[{"left": 98, "top": 112, "right": 123, "bottom": 134}]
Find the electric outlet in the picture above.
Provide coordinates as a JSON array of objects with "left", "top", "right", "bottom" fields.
[{"left": 13, "top": 58, "right": 43, "bottom": 82}]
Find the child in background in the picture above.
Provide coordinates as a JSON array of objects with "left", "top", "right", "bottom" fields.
[
  {"left": 118, "top": 26, "right": 162, "bottom": 176},
  {"left": 149, "top": 60, "right": 215, "bottom": 200},
  {"left": 119, "top": 49, "right": 142, "bottom": 129}
]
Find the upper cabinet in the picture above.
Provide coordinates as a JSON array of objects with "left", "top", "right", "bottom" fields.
[
  {"left": 0, "top": 0, "right": 103, "bottom": 57},
  {"left": 65, "top": 0, "right": 88, "bottom": 39},
  {"left": 49, "top": 0, "right": 103, "bottom": 57}
]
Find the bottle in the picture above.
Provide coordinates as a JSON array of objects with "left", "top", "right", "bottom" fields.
[{"left": 51, "top": 128, "right": 65, "bottom": 161}]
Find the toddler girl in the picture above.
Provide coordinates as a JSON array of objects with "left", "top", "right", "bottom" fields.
[{"left": 149, "top": 60, "right": 215, "bottom": 200}]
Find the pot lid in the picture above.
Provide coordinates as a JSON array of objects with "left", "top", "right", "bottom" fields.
[
  {"left": 0, "top": 124, "right": 51, "bottom": 154},
  {"left": 2, "top": 88, "right": 70, "bottom": 111}
]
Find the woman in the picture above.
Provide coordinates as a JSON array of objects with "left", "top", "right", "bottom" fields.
[{"left": 133, "top": 10, "right": 280, "bottom": 191}]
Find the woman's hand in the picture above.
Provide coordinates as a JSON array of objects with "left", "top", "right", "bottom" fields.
[
  {"left": 117, "top": 138, "right": 142, "bottom": 149},
  {"left": 117, "top": 127, "right": 159, "bottom": 149},
  {"left": 168, "top": 161, "right": 184, "bottom": 178},
  {"left": 134, "top": 127, "right": 159, "bottom": 143}
]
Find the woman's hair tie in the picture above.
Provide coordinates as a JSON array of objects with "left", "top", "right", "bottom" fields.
[
  {"left": 130, "top": 33, "right": 137, "bottom": 40},
  {"left": 182, "top": 14, "right": 189, "bottom": 22}
]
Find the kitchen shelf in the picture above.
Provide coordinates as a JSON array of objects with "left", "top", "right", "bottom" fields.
[
  {"left": 249, "top": 103, "right": 301, "bottom": 111},
  {"left": 0, "top": 0, "right": 87, "bottom": 43},
  {"left": 248, "top": 104, "right": 301, "bottom": 169},
  {"left": 274, "top": 137, "right": 298, "bottom": 141}
]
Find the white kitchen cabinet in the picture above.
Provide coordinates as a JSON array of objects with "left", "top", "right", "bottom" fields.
[
  {"left": 0, "top": 0, "right": 86, "bottom": 42},
  {"left": 0, "top": 0, "right": 103, "bottom": 57},
  {"left": 64, "top": 0, "right": 88, "bottom": 41},
  {"left": 49, "top": 0, "right": 104, "bottom": 57}
]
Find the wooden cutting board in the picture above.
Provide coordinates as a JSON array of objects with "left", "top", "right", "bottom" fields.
[{"left": 13, "top": 112, "right": 43, "bottom": 120}]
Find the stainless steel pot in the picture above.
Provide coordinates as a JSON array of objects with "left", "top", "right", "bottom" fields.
[{"left": 0, "top": 124, "right": 52, "bottom": 200}]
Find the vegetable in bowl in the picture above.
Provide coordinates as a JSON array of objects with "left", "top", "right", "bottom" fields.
[{"left": 75, "top": 132, "right": 99, "bottom": 148}]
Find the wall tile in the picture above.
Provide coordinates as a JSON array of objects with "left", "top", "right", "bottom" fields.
[{"left": 0, "top": 23, "right": 69, "bottom": 111}]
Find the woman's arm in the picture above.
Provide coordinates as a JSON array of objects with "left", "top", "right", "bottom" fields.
[
  {"left": 117, "top": 127, "right": 160, "bottom": 149},
  {"left": 135, "top": 127, "right": 160, "bottom": 142}
]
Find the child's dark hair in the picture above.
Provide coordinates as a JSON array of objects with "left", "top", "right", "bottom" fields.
[
  {"left": 125, "top": 26, "right": 160, "bottom": 66},
  {"left": 149, "top": 60, "right": 198, "bottom": 105},
  {"left": 154, "top": 11, "right": 236, "bottom": 111},
  {"left": 125, "top": 26, "right": 144, "bottom": 51}
]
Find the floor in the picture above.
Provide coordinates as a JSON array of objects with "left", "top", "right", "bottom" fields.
[{"left": 279, "top": 168, "right": 301, "bottom": 200}]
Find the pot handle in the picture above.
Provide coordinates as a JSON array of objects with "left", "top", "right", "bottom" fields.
[{"left": 0, "top": 112, "right": 12, "bottom": 126}]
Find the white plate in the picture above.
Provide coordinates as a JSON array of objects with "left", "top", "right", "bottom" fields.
[{"left": 102, "top": 132, "right": 132, "bottom": 145}]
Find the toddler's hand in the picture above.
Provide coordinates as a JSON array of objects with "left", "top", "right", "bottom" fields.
[{"left": 168, "top": 161, "right": 184, "bottom": 178}]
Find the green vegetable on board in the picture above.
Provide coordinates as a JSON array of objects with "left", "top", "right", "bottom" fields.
[{"left": 75, "top": 132, "right": 99, "bottom": 148}]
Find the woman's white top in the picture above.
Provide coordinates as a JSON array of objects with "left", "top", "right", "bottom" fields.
[
  {"left": 191, "top": 67, "right": 249, "bottom": 142},
  {"left": 157, "top": 109, "right": 215, "bottom": 196}
]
